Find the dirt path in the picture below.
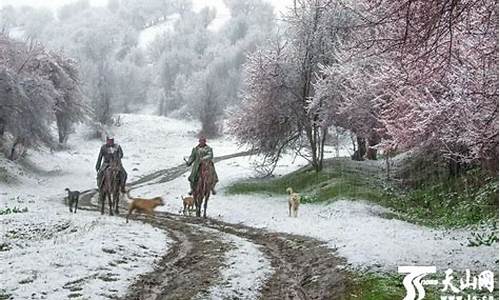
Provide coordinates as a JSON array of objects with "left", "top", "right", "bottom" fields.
[{"left": 79, "top": 153, "right": 350, "bottom": 300}]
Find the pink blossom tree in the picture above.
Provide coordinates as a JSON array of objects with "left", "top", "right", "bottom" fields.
[
  {"left": 230, "top": 0, "right": 357, "bottom": 171},
  {"left": 355, "top": 0, "right": 499, "bottom": 173}
]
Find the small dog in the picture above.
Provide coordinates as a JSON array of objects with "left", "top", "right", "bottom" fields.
[
  {"left": 65, "top": 188, "right": 80, "bottom": 213},
  {"left": 286, "top": 187, "right": 300, "bottom": 218},
  {"left": 181, "top": 195, "right": 194, "bottom": 216},
  {"left": 126, "top": 190, "right": 165, "bottom": 223}
]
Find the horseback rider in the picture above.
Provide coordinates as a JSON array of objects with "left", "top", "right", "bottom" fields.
[
  {"left": 186, "top": 137, "right": 218, "bottom": 195},
  {"left": 96, "top": 137, "right": 127, "bottom": 193}
]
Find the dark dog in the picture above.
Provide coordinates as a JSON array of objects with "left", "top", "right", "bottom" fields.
[{"left": 65, "top": 188, "right": 80, "bottom": 213}]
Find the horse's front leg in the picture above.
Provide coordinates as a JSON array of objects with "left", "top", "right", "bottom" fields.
[
  {"left": 108, "top": 193, "right": 114, "bottom": 216},
  {"left": 114, "top": 190, "right": 120, "bottom": 215},
  {"left": 203, "top": 194, "right": 209, "bottom": 218},
  {"left": 195, "top": 197, "right": 201, "bottom": 217},
  {"left": 100, "top": 192, "right": 105, "bottom": 215}
]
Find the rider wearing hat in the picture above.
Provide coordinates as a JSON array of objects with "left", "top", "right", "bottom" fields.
[
  {"left": 96, "top": 137, "right": 127, "bottom": 193},
  {"left": 186, "top": 136, "right": 218, "bottom": 195}
]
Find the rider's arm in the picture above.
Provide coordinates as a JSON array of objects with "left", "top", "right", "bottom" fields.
[
  {"left": 186, "top": 147, "right": 196, "bottom": 166},
  {"left": 202, "top": 147, "right": 213, "bottom": 161},
  {"left": 95, "top": 146, "right": 103, "bottom": 171},
  {"left": 117, "top": 145, "right": 123, "bottom": 159}
]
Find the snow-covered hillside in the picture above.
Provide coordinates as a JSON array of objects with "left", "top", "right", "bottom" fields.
[
  {"left": 132, "top": 153, "right": 498, "bottom": 273},
  {"left": 0, "top": 114, "right": 215, "bottom": 299},
  {"left": 1, "top": 114, "right": 497, "bottom": 299}
]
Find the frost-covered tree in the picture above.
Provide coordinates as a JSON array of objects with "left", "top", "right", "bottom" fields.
[
  {"left": 57, "top": 0, "right": 90, "bottom": 20},
  {"left": 312, "top": 58, "right": 388, "bottom": 160},
  {"left": 231, "top": 0, "right": 354, "bottom": 171},
  {"left": 112, "top": 50, "right": 150, "bottom": 113},
  {"left": 43, "top": 7, "right": 136, "bottom": 133},
  {"left": 149, "top": 0, "right": 274, "bottom": 136},
  {"left": 352, "top": 0, "right": 499, "bottom": 173},
  {"left": 0, "top": 34, "right": 85, "bottom": 158},
  {"left": 230, "top": 42, "right": 303, "bottom": 172},
  {"left": 37, "top": 51, "right": 86, "bottom": 144}
]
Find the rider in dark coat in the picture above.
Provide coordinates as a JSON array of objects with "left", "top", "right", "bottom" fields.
[
  {"left": 96, "top": 137, "right": 127, "bottom": 193},
  {"left": 186, "top": 137, "right": 218, "bottom": 195}
]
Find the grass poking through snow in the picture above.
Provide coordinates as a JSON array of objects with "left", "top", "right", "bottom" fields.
[
  {"left": 226, "top": 164, "right": 386, "bottom": 203},
  {"left": 226, "top": 158, "right": 499, "bottom": 228}
]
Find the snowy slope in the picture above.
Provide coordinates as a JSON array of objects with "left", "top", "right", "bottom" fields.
[
  {"left": 138, "top": 14, "right": 180, "bottom": 49},
  {"left": 1, "top": 113, "right": 497, "bottom": 299},
  {"left": 137, "top": 151, "right": 499, "bottom": 273},
  {"left": 0, "top": 114, "right": 212, "bottom": 299},
  {"left": 1, "top": 209, "right": 167, "bottom": 299}
]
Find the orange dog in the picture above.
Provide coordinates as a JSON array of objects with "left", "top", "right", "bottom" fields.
[{"left": 126, "top": 190, "right": 165, "bottom": 223}]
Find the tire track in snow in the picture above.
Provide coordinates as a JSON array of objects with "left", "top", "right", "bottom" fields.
[
  {"left": 194, "top": 226, "right": 273, "bottom": 300},
  {"left": 79, "top": 150, "right": 349, "bottom": 299}
]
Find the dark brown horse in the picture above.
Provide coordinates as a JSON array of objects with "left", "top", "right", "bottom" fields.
[
  {"left": 100, "top": 158, "right": 122, "bottom": 215},
  {"left": 193, "top": 160, "right": 214, "bottom": 218}
]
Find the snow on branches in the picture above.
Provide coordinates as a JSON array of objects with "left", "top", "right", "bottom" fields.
[
  {"left": 231, "top": 0, "right": 498, "bottom": 172},
  {"left": 356, "top": 0, "right": 499, "bottom": 170},
  {"left": 230, "top": 43, "right": 303, "bottom": 172},
  {"left": 0, "top": 34, "right": 85, "bottom": 158}
]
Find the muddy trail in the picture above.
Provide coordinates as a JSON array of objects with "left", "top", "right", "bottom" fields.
[{"left": 79, "top": 153, "right": 350, "bottom": 300}]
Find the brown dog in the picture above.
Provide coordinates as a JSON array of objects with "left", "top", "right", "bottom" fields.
[
  {"left": 181, "top": 195, "right": 194, "bottom": 216},
  {"left": 126, "top": 190, "right": 165, "bottom": 223}
]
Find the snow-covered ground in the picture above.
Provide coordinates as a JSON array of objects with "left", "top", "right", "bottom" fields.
[
  {"left": 194, "top": 226, "right": 273, "bottom": 300},
  {"left": 1, "top": 114, "right": 497, "bottom": 299},
  {"left": 0, "top": 208, "right": 167, "bottom": 299},
  {"left": 138, "top": 13, "right": 180, "bottom": 49},
  {"left": 0, "top": 114, "right": 215, "bottom": 299},
  {"left": 124, "top": 123, "right": 498, "bottom": 273}
]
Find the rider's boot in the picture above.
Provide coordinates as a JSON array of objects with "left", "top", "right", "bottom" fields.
[
  {"left": 188, "top": 181, "right": 195, "bottom": 195},
  {"left": 120, "top": 171, "right": 127, "bottom": 193},
  {"left": 211, "top": 188, "right": 216, "bottom": 195}
]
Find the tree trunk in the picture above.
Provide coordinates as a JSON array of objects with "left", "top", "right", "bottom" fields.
[
  {"left": 199, "top": 83, "right": 219, "bottom": 138},
  {"left": 56, "top": 112, "right": 68, "bottom": 144},
  {"left": 366, "top": 133, "right": 380, "bottom": 160},
  {"left": 351, "top": 136, "right": 366, "bottom": 161},
  {"left": 0, "top": 117, "right": 4, "bottom": 149},
  {"left": 385, "top": 156, "right": 390, "bottom": 179},
  {"left": 158, "top": 95, "right": 165, "bottom": 116},
  {"left": 479, "top": 143, "right": 499, "bottom": 175},
  {"left": 0, "top": 117, "right": 4, "bottom": 138},
  {"left": 447, "top": 159, "right": 462, "bottom": 177},
  {"left": 9, "top": 138, "right": 24, "bottom": 160},
  {"left": 318, "top": 127, "right": 327, "bottom": 171}
]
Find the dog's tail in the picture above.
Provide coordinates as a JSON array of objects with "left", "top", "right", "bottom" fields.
[{"left": 286, "top": 187, "right": 294, "bottom": 195}]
